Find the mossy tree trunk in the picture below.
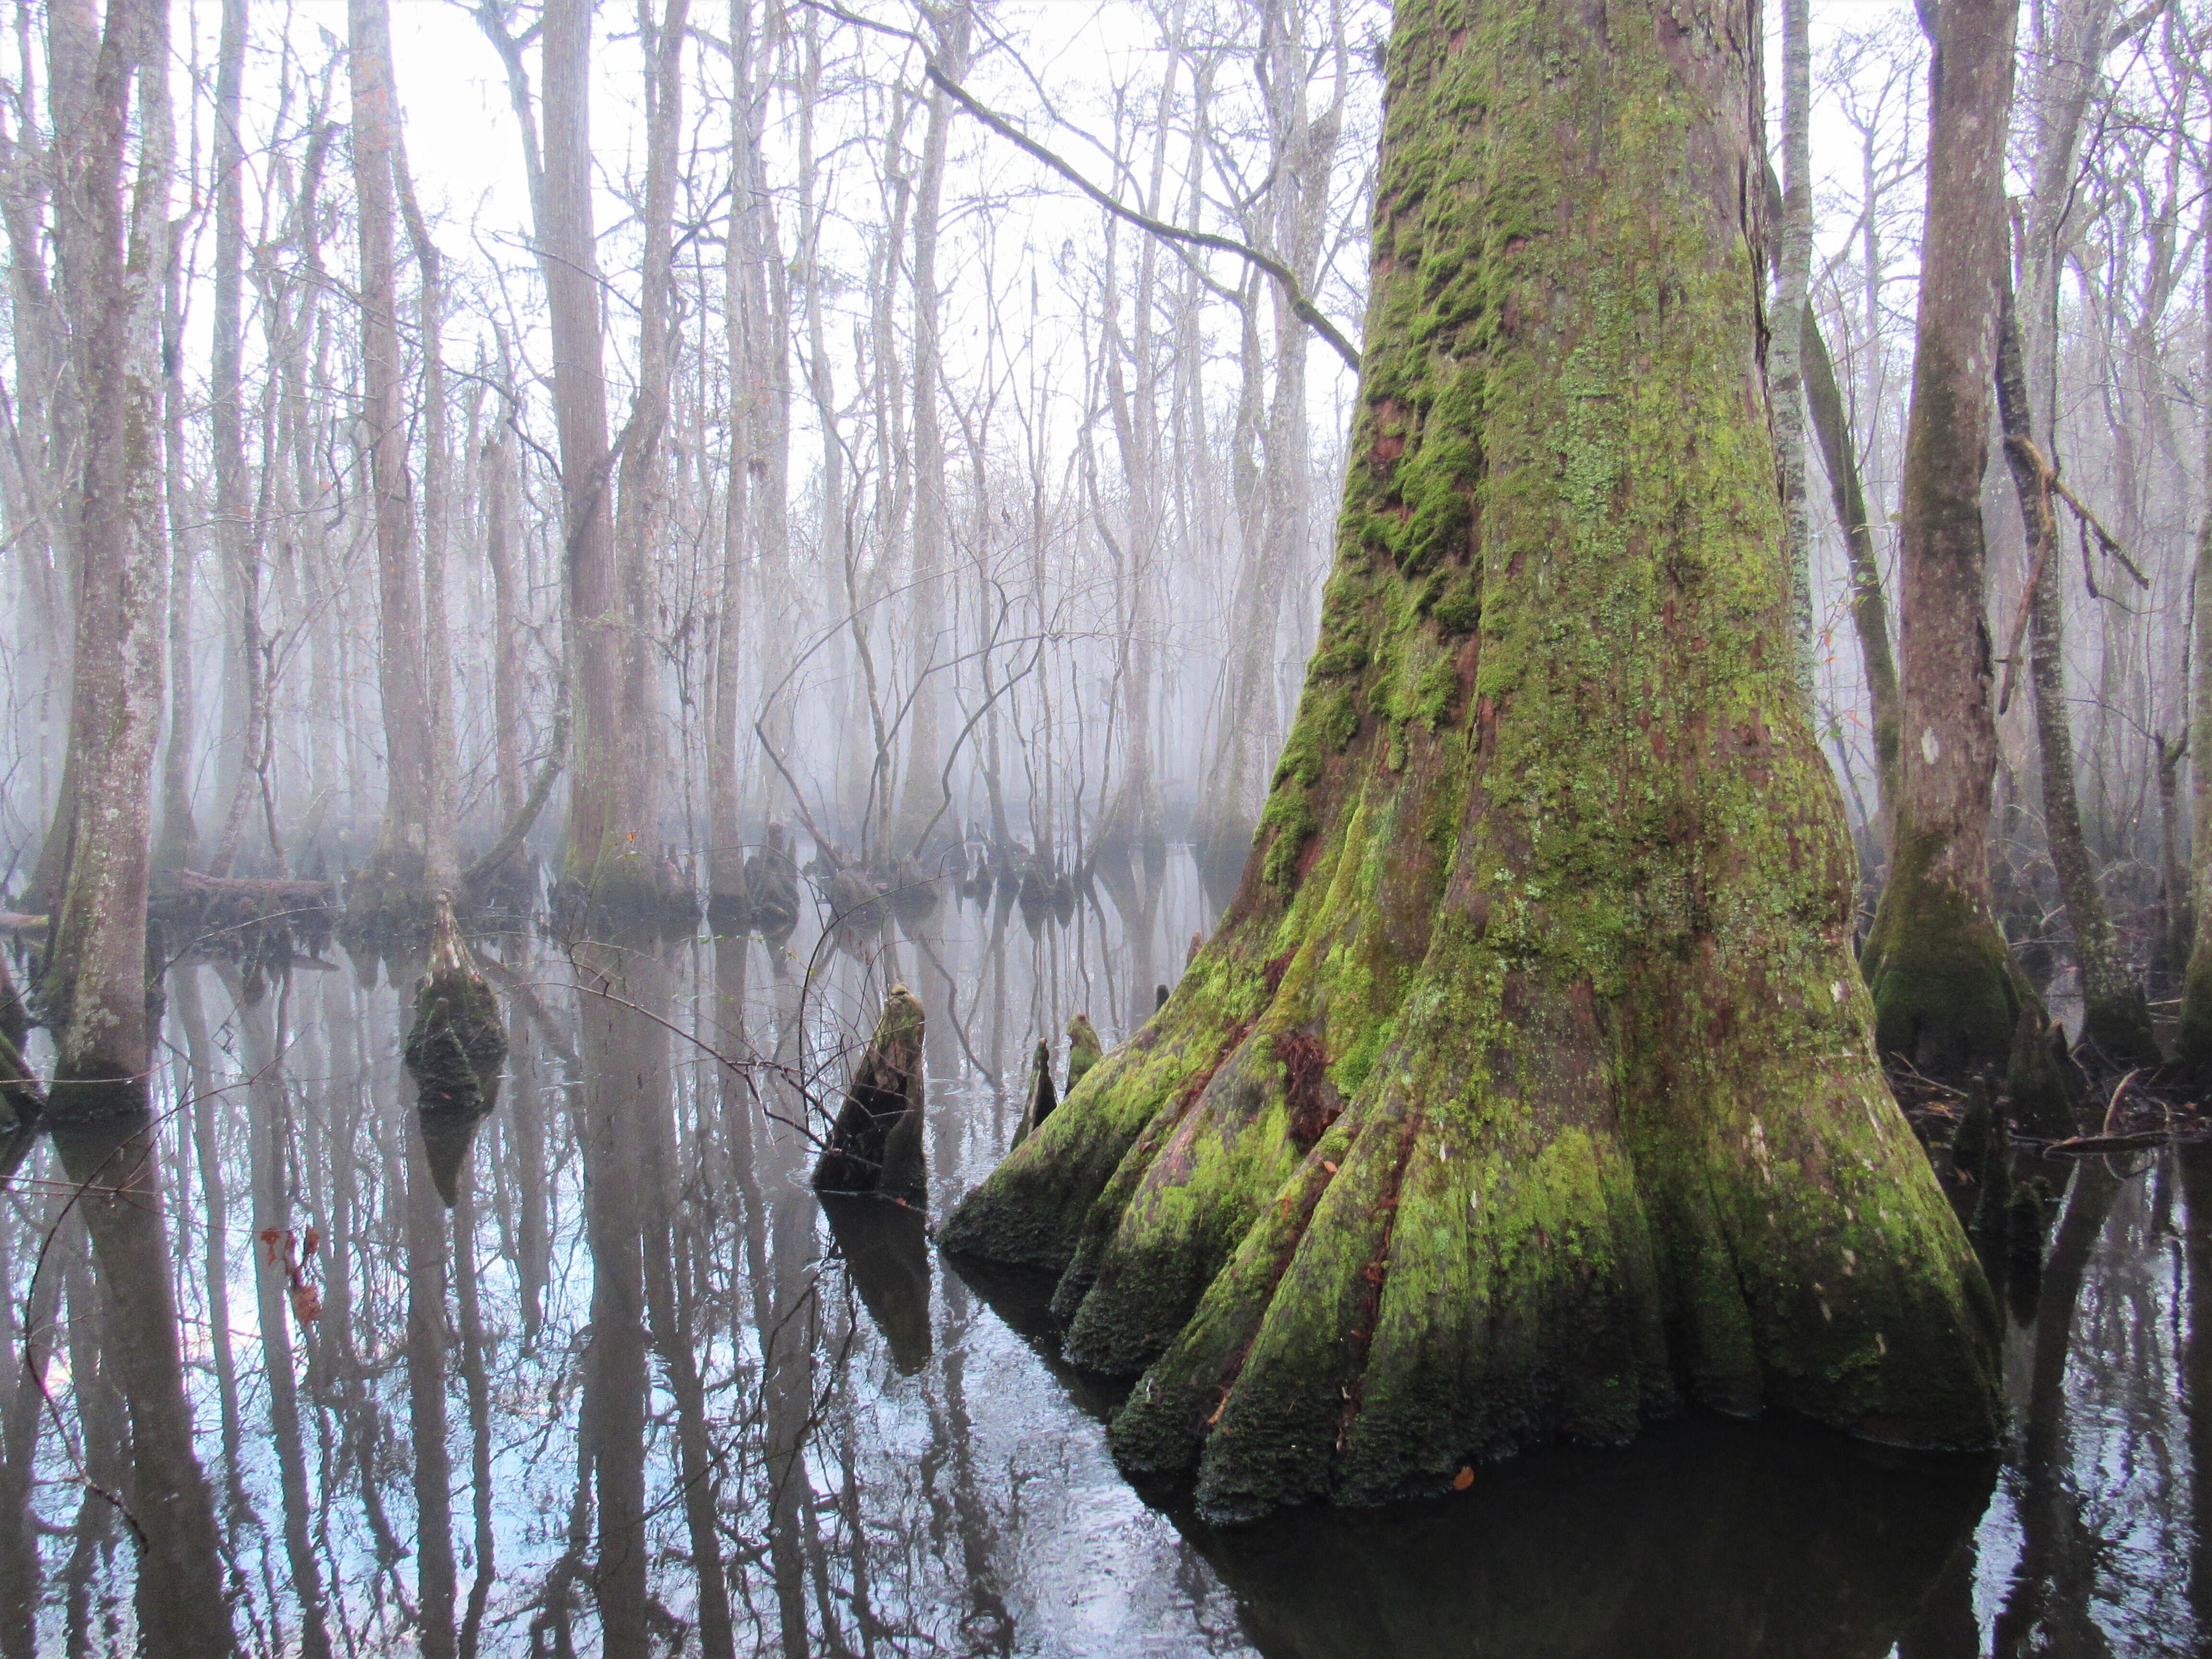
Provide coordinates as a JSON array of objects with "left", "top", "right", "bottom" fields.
[
  {"left": 943, "top": 0, "right": 2003, "bottom": 1522},
  {"left": 1854, "top": 0, "right": 2024, "bottom": 1074}
]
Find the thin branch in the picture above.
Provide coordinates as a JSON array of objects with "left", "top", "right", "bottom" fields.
[{"left": 798, "top": 0, "right": 1362, "bottom": 373}]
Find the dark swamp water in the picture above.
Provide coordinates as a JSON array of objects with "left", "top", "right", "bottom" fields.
[{"left": 3, "top": 848, "right": 2208, "bottom": 1657}]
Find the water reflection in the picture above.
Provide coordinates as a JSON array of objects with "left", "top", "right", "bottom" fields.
[
  {"left": 0, "top": 849, "right": 2206, "bottom": 1654},
  {"left": 45, "top": 1110, "right": 231, "bottom": 1656}
]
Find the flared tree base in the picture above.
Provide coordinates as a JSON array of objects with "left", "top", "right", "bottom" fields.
[{"left": 950, "top": 0, "right": 2006, "bottom": 1524}]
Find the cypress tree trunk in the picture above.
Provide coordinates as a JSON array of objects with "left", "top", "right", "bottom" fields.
[
  {"left": 346, "top": 0, "right": 439, "bottom": 929},
  {"left": 2178, "top": 201, "right": 2212, "bottom": 1070},
  {"left": 1803, "top": 304, "right": 1901, "bottom": 841},
  {"left": 604, "top": 0, "right": 691, "bottom": 914},
  {"left": 542, "top": 0, "right": 671, "bottom": 916},
  {"left": 1854, "top": 0, "right": 2024, "bottom": 1073},
  {"left": 945, "top": 0, "right": 2002, "bottom": 1522},
  {"left": 1994, "top": 286, "right": 2157, "bottom": 1065},
  {"left": 889, "top": 0, "right": 971, "bottom": 856},
  {"left": 41, "top": 0, "right": 175, "bottom": 1116}
]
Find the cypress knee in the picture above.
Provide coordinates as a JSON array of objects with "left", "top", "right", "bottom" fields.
[
  {"left": 1012, "top": 1039, "right": 1057, "bottom": 1150},
  {"left": 402, "top": 894, "right": 507, "bottom": 1206},
  {"left": 1065, "top": 1014, "right": 1103, "bottom": 1095},
  {"left": 815, "top": 986, "right": 927, "bottom": 1203}
]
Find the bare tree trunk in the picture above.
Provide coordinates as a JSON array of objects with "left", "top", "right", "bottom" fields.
[
  {"left": 606, "top": 0, "right": 693, "bottom": 907},
  {"left": 348, "top": 0, "right": 438, "bottom": 926},
  {"left": 203, "top": 0, "right": 265, "bottom": 878},
  {"left": 891, "top": 1, "right": 972, "bottom": 855},
  {"left": 1996, "top": 284, "right": 2157, "bottom": 1063},
  {"left": 40, "top": 0, "right": 175, "bottom": 1115},
  {"left": 710, "top": 0, "right": 787, "bottom": 914},
  {"left": 544, "top": 0, "right": 664, "bottom": 915},
  {"left": 395, "top": 131, "right": 460, "bottom": 893},
  {"left": 1857, "top": 0, "right": 2025, "bottom": 1076},
  {"left": 1803, "top": 302, "right": 1902, "bottom": 842},
  {"left": 484, "top": 413, "right": 525, "bottom": 826},
  {"left": 2177, "top": 193, "right": 2212, "bottom": 1069},
  {"left": 1771, "top": 0, "right": 1815, "bottom": 692},
  {"left": 155, "top": 212, "right": 198, "bottom": 871}
]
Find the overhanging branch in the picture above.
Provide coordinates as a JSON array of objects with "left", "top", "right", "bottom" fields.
[{"left": 799, "top": 0, "right": 1362, "bottom": 374}]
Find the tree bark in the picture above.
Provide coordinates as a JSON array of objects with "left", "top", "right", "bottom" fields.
[
  {"left": 394, "top": 125, "right": 461, "bottom": 894},
  {"left": 1803, "top": 302, "right": 1902, "bottom": 840},
  {"left": 605, "top": 0, "right": 691, "bottom": 902},
  {"left": 711, "top": 0, "right": 786, "bottom": 916},
  {"left": 543, "top": 0, "right": 674, "bottom": 915},
  {"left": 348, "top": 0, "right": 440, "bottom": 926},
  {"left": 890, "top": 1, "right": 972, "bottom": 855},
  {"left": 1772, "top": 0, "right": 1815, "bottom": 692},
  {"left": 1854, "top": 0, "right": 2025, "bottom": 1075},
  {"left": 39, "top": 0, "right": 175, "bottom": 1115},
  {"left": 1994, "top": 283, "right": 2157, "bottom": 1064},
  {"left": 2178, "top": 195, "right": 2212, "bottom": 1068},
  {"left": 945, "top": 0, "right": 2002, "bottom": 1524}
]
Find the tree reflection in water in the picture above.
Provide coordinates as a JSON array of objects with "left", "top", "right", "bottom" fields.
[{"left": 0, "top": 850, "right": 2207, "bottom": 1655}]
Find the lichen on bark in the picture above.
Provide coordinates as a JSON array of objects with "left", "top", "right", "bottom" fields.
[{"left": 943, "top": 0, "right": 2001, "bottom": 1523}]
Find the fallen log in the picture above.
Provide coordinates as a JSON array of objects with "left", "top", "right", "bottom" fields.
[
  {"left": 2039, "top": 1130, "right": 2173, "bottom": 1155},
  {"left": 155, "top": 869, "right": 337, "bottom": 958}
]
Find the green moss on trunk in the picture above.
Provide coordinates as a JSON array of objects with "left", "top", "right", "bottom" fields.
[
  {"left": 944, "top": 0, "right": 2002, "bottom": 1524},
  {"left": 1858, "top": 826, "right": 2026, "bottom": 1070}
]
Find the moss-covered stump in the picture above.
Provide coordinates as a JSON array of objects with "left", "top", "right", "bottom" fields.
[
  {"left": 347, "top": 856, "right": 441, "bottom": 945},
  {"left": 2078, "top": 984, "right": 2160, "bottom": 1071},
  {"left": 402, "top": 896, "right": 507, "bottom": 1206},
  {"left": 941, "top": 0, "right": 2001, "bottom": 1525},
  {"left": 1012, "top": 1039, "right": 1057, "bottom": 1151},
  {"left": 549, "top": 837, "right": 698, "bottom": 934},
  {"left": 814, "top": 986, "right": 927, "bottom": 1203},
  {"left": 2004, "top": 1002, "right": 2078, "bottom": 1139},
  {"left": 1065, "top": 1015, "right": 1103, "bottom": 1094},
  {"left": 743, "top": 824, "right": 802, "bottom": 937}
]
